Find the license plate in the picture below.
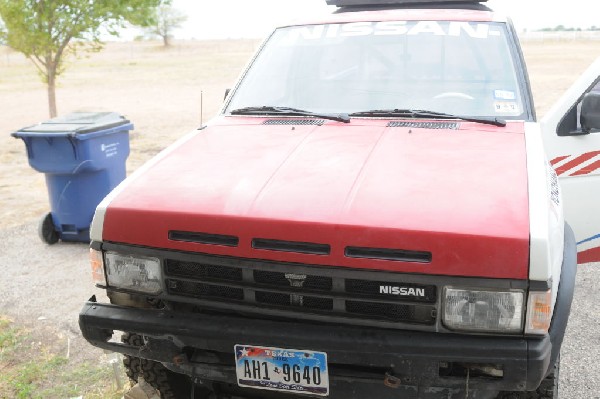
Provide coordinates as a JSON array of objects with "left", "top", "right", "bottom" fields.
[{"left": 235, "top": 344, "right": 329, "bottom": 396}]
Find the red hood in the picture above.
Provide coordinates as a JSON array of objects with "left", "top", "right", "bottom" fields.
[{"left": 103, "top": 116, "right": 530, "bottom": 279}]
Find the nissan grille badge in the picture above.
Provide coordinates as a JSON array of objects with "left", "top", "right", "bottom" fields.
[
  {"left": 379, "top": 285, "right": 426, "bottom": 297},
  {"left": 285, "top": 273, "right": 307, "bottom": 306}
]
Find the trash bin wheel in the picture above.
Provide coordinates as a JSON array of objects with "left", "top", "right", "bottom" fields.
[{"left": 39, "top": 212, "right": 59, "bottom": 245}]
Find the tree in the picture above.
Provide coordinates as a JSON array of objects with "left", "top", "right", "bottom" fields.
[
  {"left": 0, "top": 17, "right": 5, "bottom": 45},
  {"left": 0, "top": 0, "right": 163, "bottom": 117},
  {"left": 147, "top": 4, "right": 187, "bottom": 47}
]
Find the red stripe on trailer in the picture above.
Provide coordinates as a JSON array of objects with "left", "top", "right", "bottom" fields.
[
  {"left": 550, "top": 155, "right": 568, "bottom": 166},
  {"left": 555, "top": 151, "right": 600, "bottom": 176},
  {"left": 570, "top": 158, "right": 600, "bottom": 176},
  {"left": 578, "top": 246, "right": 600, "bottom": 264}
]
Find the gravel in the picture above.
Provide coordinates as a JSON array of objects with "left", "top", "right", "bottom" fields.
[
  {"left": 0, "top": 220, "right": 598, "bottom": 397},
  {"left": 0, "top": 221, "right": 108, "bottom": 363}
]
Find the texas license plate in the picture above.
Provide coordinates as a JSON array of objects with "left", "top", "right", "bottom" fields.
[{"left": 234, "top": 344, "right": 329, "bottom": 396}]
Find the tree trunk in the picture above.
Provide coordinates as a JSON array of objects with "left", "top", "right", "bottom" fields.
[
  {"left": 163, "top": 34, "right": 170, "bottom": 47},
  {"left": 47, "top": 65, "right": 57, "bottom": 118}
]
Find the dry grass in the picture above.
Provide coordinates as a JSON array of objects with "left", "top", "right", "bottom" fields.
[
  {"left": 0, "top": 317, "right": 126, "bottom": 398},
  {"left": 1, "top": 38, "right": 599, "bottom": 229}
]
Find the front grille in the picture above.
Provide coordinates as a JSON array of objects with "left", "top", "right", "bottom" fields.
[
  {"left": 255, "top": 291, "right": 334, "bottom": 311},
  {"left": 254, "top": 270, "right": 333, "bottom": 291},
  {"left": 163, "top": 254, "right": 437, "bottom": 328},
  {"left": 166, "top": 260, "right": 243, "bottom": 282},
  {"left": 168, "top": 280, "right": 244, "bottom": 301},
  {"left": 346, "top": 300, "right": 411, "bottom": 322}
]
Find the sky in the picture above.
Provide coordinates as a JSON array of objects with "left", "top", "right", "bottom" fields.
[{"left": 161, "top": 0, "right": 598, "bottom": 40}]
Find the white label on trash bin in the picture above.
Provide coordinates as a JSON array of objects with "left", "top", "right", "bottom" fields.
[{"left": 101, "top": 143, "right": 119, "bottom": 158}]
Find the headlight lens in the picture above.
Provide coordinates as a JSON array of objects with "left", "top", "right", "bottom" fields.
[
  {"left": 105, "top": 252, "right": 162, "bottom": 294},
  {"left": 443, "top": 288, "right": 524, "bottom": 333}
]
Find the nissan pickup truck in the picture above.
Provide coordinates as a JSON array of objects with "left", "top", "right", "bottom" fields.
[{"left": 78, "top": 0, "right": 600, "bottom": 398}]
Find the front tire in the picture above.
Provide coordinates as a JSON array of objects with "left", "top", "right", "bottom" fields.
[{"left": 122, "top": 332, "right": 196, "bottom": 399}]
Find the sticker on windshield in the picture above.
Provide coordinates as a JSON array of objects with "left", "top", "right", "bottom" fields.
[
  {"left": 287, "top": 21, "right": 501, "bottom": 41},
  {"left": 494, "top": 101, "right": 520, "bottom": 114},
  {"left": 494, "top": 90, "right": 516, "bottom": 101}
]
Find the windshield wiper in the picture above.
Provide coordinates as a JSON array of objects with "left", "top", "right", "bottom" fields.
[
  {"left": 349, "top": 109, "right": 506, "bottom": 127},
  {"left": 230, "top": 106, "right": 350, "bottom": 123}
]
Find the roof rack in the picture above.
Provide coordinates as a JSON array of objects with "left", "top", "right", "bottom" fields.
[{"left": 326, "top": 0, "right": 487, "bottom": 6}]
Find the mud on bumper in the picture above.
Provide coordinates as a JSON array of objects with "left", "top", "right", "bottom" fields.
[{"left": 79, "top": 297, "right": 553, "bottom": 399}]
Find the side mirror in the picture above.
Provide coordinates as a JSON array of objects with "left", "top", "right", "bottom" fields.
[
  {"left": 224, "top": 88, "right": 231, "bottom": 101},
  {"left": 581, "top": 91, "right": 600, "bottom": 133}
]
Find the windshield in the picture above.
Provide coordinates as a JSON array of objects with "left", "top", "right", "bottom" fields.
[{"left": 225, "top": 21, "right": 526, "bottom": 119}]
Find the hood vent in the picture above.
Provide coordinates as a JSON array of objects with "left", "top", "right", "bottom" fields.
[
  {"left": 252, "top": 238, "right": 330, "bottom": 255},
  {"left": 263, "top": 119, "right": 324, "bottom": 126},
  {"left": 387, "top": 121, "right": 459, "bottom": 130},
  {"left": 345, "top": 246, "right": 432, "bottom": 263},
  {"left": 169, "top": 231, "right": 239, "bottom": 247}
]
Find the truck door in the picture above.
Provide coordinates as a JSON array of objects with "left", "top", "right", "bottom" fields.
[{"left": 541, "top": 57, "right": 600, "bottom": 264}]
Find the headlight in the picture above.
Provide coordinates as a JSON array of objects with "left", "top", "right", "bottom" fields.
[
  {"left": 443, "top": 288, "right": 524, "bottom": 333},
  {"left": 105, "top": 252, "right": 162, "bottom": 294}
]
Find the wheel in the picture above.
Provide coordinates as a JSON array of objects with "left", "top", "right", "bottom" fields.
[
  {"left": 122, "top": 332, "right": 204, "bottom": 399},
  {"left": 38, "top": 212, "right": 59, "bottom": 245},
  {"left": 496, "top": 356, "right": 559, "bottom": 399}
]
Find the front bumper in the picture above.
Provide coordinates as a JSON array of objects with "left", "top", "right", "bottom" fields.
[{"left": 79, "top": 297, "right": 551, "bottom": 399}]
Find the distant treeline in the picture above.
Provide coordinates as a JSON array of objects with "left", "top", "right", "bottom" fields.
[{"left": 538, "top": 25, "right": 600, "bottom": 32}]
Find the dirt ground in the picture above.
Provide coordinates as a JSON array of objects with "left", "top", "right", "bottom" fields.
[{"left": 1, "top": 38, "right": 600, "bottom": 397}]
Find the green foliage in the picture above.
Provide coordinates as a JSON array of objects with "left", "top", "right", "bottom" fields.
[
  {"left": 0, "top": 317, "right": 25, "bottom": 359},
  {"left": 0, "top": 0, "right": 163, "bottom": 116},
  {"left": 0, "top": 0, "right": 161, "bottom": 73},
  {"left": 147, "top": 3, "right": 187, "bottom": 46},
  {"left": 0, "top": 15, "right": 6, "bottom": 45}
]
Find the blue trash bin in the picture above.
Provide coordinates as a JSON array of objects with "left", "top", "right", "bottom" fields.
[{"left": 11, "top": 112, "right": 134, "bottom": 244}]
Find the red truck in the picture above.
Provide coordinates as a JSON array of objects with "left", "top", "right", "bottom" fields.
[{"left": 79, "top": 0, "right": 600, "bottom": 398}]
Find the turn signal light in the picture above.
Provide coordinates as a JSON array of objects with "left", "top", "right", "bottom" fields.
[
  {"left": 89, "top": 248, "right": 106, "bottom": 286},
  {"left": 525, "top": 290, "right": 552, "bottom": 334}
]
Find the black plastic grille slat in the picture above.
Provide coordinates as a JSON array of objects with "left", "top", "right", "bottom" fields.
[
  {"left": 168, "top": 279, "right": 244, "bottom": 301},
  {"left": 165, "top": 260, "right": 243, "bottom": 282},
  {"left": 255, "top": 291, "right": 334, "bottom": 311},
  {"left": 346, "top": 279, "right": 437, "bottom": 303},
  {"left": 263, "top": 119, "right": 324, "bottom": 126},
  {"left": 254, "top": 270, "right": 333, "bottom": 291},
  {"left": 345, "top": 246, "right": 432, "bottom": 263},
  {"left": 346, "top": 300, "right": 416, "bottom": 322},
  {"left": 387, "top": 121, "right": 459, "bottom": 130},
  {"left": 252, "top": 238, "right": 330, "bottom": 255},
  {"left": 169, "top": 231, "right": 239, "bottom": 247}
]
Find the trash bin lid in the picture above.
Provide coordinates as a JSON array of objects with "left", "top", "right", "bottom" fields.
[{"left": 13, "top": 112, "right": 132, "bottom": 136}]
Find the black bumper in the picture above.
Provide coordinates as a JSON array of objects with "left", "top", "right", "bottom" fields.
[
  {"left": 79, "top": 225, "right": 577, "bottom": 399},
  {"left": 80, "top": 298, "right": 549, "bottom": 398}
]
